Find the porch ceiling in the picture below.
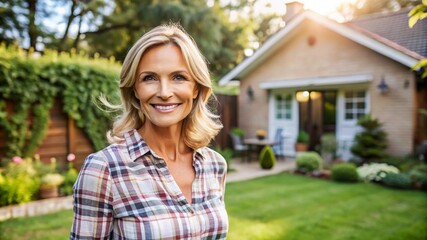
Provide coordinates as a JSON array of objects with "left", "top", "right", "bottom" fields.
[{"left": 259, "top": 73, "right": 373, "bottom": 89}]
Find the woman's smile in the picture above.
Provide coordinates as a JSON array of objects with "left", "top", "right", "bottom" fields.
[{"left": 152, "top": 104, "right": 180, "bottom": 112}]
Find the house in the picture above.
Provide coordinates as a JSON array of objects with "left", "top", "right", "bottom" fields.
[{"left": 219, "top": 2, "right": 427, "bottom": 160}]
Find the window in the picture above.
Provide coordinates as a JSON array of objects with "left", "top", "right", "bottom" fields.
[
  {"left": 344, "top": 90, "right": 366, "bottom": 120},
  {"left": 275, "top": 94, "right": 292, "bottom": 119}
]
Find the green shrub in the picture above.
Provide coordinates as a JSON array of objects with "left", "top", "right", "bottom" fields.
[
  {"left": 380, "top": 155, "right": 420, "bottom": 172},
  {"left": 231, "top": 128, "right": 245, "bottom": 138},
  {"left": 381, "top": 172, "right": 412, "bottom": 189},
  {"left": 297, "top": 130, "right": 310, "bottom": 143},
  {"left": 296, "top": 151, "right": 323, "bottom": 172},
  {"left": 409, "top": 164, "right": 427, "bottom": 190},
  {"left": 259, "top": 146, "right": 276, "bottom": 170},
  {"left": 0, "top": 158, "right": 40, "bottom": 206},
  {"left": 60, "top": 167, "right": 79, "bottom": 196},
  {"left": 331, "top": 163, "right": 358, "bottom": 183},
  {"left": 319, "top": 133, "right": 337, "bottom": 164}
]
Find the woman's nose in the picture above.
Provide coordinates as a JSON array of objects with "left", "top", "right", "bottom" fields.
[{"left": 158, "top": 80, "right": 173, "bottom": 99}]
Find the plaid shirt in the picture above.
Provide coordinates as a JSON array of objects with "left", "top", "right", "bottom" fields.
[{"left": 70, "top": 129, "right": 228, "bottom": 239}]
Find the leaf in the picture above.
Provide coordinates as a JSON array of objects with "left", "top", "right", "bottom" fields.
[{"left": 409, "top": 15, "right": 419, "bottom": 28}]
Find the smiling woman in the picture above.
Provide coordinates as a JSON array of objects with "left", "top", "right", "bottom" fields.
[{"left": 70, "top": 24, "right": 228, "bottom": 239}]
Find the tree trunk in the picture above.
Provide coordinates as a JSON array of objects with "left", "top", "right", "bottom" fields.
[
  {"left": 59, "top": 0, "right": 78, "bottom": 51},
  {"left": 27, "top": 0, "right": 37, "bottom": 51}
]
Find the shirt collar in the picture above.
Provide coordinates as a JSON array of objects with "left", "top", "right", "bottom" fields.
[
  {"left": 124, "top": 129, "right": 151, "bottom": 161},
  {"left": 124, "top": 129, "right": 206, "bottom": 162}
]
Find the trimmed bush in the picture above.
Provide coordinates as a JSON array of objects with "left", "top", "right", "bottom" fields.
[
  {"left": 409, "top": 164, "right": 427, "bottom": 190},
  {"left": 259, "top": 146, "right": 276, "bottom": 170},
  {"left": 331, "top": 163, "right": 358, "bottom": 183},
  {"left": 296, "top": 151, "right": 323, "bottom": 173},
  {"left": 381, "top": 172, "right": 412, "bottom": 189}
]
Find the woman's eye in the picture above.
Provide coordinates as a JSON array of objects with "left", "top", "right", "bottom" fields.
[
  {"left": 142, "top": 75, "right": 156, "bottom": 81},
  {"left": 174, "top": 74, "right": 187, "bottom": 81}
]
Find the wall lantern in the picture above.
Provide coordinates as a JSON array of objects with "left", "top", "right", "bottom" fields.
[
  {"left": 296, "top": 91, "right": 309, "bottom": 102},
  {"left": 247, "top": 85, "right": 254, "bottom": 101},
  {"left": 377, "top": 76, "right": 389, "bottom": 94}
]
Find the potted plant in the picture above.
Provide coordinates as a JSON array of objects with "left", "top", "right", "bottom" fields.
[
  {"left": 295, "top": 130, "right": 310, "bottom": 152},
  {"left": 256, "top": 129, "right": 266, "bottom": 140},
  {"left": 39, "top": 173, "right": 64, "bottom": 199}
]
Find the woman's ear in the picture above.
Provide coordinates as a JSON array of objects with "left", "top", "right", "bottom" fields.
[
  {"left": 193, "top": 86, "right": 199, "bottom": 100},
  {"left": 134, "top": 89, "right": 140, "bottom": 100}
]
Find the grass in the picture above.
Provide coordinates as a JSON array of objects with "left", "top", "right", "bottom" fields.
[
  {"left": 0, "top": 173, "right": 426, "bottom": 240},
  {"left": 226, "top": 174, "right": 427, "bottom": 240}
]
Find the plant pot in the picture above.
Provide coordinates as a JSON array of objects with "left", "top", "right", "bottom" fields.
[
  {"left": 39, "top": 186, "right": 59, "bottom": 199},
  {"left": 257, "top": 135, "right": 265, "bottom": 140},
  {"left": 295, "top": 143, "right": 308, "bottom": 152}
]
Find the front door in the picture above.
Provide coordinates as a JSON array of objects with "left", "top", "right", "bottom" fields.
[{"left": 296, "top": 90, "right": 337, "bottom": 151}]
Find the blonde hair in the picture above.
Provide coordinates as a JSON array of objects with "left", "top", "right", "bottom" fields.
[{"left": 105, "top": 23, "right": 222, "bottom": 149}]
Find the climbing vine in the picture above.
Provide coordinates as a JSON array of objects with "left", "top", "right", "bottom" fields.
[{"left": 0, "top": 45, "right": 121, "bottom": 159}]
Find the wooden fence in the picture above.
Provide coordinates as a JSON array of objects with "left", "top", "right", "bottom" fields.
[
  {"left": 0, "top": 99, "right": 94, "bottom": 168},
  {"left": 0, "top": 94, "right": 237, "bottom": 169},
  {"left": 213, "top": 94, "right": 238, "bottom": 150}
]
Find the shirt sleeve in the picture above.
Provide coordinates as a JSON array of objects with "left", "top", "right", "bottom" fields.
[{"left": 70, "top": 153, "right": 114, "bottom": 239}]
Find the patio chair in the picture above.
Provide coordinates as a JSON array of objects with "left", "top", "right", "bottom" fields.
[
  {"left": 272, "top": 128, "right": 285, "bottom": 160},
  {"left": 229, "top": 132, "right": 249, "bottom": 162}
]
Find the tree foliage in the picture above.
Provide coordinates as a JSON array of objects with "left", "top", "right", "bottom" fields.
[{"left": 0, "top": 0, "right": 285, "bottom": 79}]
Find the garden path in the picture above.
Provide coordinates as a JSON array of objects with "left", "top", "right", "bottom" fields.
[{"left": 227, "top": 158, "right": 296, "bottom": 183}]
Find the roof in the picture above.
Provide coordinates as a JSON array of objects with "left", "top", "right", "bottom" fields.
[
  {"left": 349, "top": 8, "right": 427, "bottom": 58},
  {"left": 219, "top": 10, "right": 424, "bottom": 86}
]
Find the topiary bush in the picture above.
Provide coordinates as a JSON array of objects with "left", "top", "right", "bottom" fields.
[
  {"left": 381, "top": 172, "right": 412, "bottom": 189},
  {"left": 331, "top": 163, "right": 358, "bottom": 183},
  {"left": 296, "top": 151, "right": 323, "bottom": 173},
  {"left": 259, "top": 146, "right": 276, "bottom": 170},
  {"left": 350, "top": 114, "right": 388, "bottom": 163}
]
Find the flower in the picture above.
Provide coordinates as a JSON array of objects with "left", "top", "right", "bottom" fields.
[
  {"left": 357, "top": 163, "right": 399, "bottom": 182},
  {"left": 41, "top": 173, "right": 65, "bottom": 188},
  {"left": 256, "top": 129, "right": 266, "bottom": 137},
  {"left": 12, "top": 156, "right": 23, "bottom": 164},
  {"left": 67, "top": 153, "right": 76, "bottom": 162}
]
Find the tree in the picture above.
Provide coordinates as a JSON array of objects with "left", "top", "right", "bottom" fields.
[
  {"left": 350, "top": 115, "right": 388, "bottom": 163},
  {"left": 0, "top": 0, "right": 47, "bottom": 51},
  {"left": 81, "top": 0, "right": 253, "bottom": 78}
]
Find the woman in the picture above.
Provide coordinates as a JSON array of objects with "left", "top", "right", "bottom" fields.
[{"left": 70, "top": 24, "right": 228, "bottom": 239}]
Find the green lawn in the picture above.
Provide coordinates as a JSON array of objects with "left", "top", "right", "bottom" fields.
[{"left": 0, "top": 173, "right": 426, "bottom": 240}]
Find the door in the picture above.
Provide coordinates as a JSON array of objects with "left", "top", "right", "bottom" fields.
[
  {"left": 269, "top": 90, "right": 298, "bottom": 156},
  {"left": 296, "top": 90, "right": 337, "bottom": 151},
  {"left": 336, "top": 89, "right": 370, "bottom": 160}
]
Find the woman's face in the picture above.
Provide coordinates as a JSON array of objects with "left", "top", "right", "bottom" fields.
[{"left": 134, "top": 43, "right": 199, "bottom": 129}]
